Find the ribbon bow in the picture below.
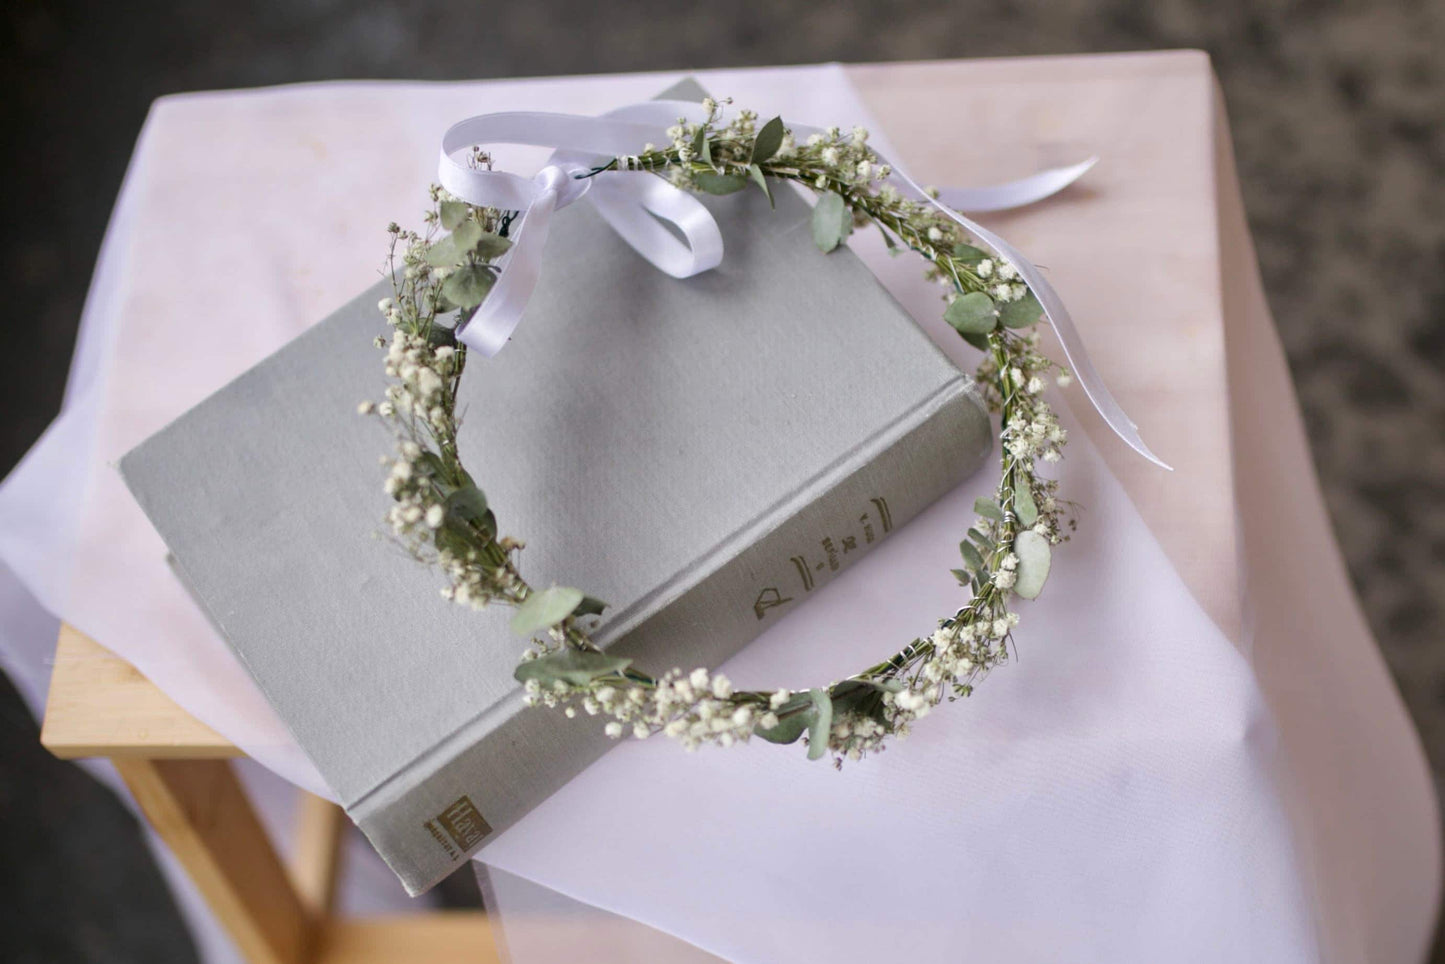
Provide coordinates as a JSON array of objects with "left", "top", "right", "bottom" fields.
[{"left": 437, "top": 100, "right": 1168, "bottom": 469}]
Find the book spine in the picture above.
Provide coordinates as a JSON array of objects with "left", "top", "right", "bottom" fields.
[{"left": 350, "top": 377, "right": 991, "bottom": 895}]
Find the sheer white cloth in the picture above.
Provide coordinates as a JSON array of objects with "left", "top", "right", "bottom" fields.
[{"left": 0, "top": 57, "right": 1436, "bottom": 963}]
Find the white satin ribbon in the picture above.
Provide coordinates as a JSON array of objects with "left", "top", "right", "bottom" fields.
[{"left": 438, "top": 100, "right": 1168, "bottom": 469}]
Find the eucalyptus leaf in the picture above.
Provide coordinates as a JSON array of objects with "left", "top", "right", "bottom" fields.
[
  {"left": 451, "top": 220, "right": 483, "bottom": 251},
  {"left": 967, "top": 527, "right": 991, "bottom": 547},
  {"left": 1014, "top": 485, "right": 1039, "bottom": 527},
  {"left": 950, "top": 568, "right": 971, "bottom": 585},
  {"left": 439, "top": 200, "right": 469, "bottom": 231},
  {"left": 999, "top": 290, "right": 1044, "bottom": 329},
  {"left": 1012, "top": 530, "right": 1052, "bottom": 599},
  {"left": 959, "top": 539, "right": 984, "bottom": 570},
  {"left": 513, "top": 649, "right": 632, "bottom": 687},
  {"left": 510, "top": 586, "right": 585, "bottom": 636},
  {"left": 694, "top": 171, "right": 748, "bottom": 195},
  {"left": 756, "top": 695, "right": 814, "bottom": 745},
  {"left": 974, "top": 496, "right": 1005, "bottom": 522},
  {"left": 424, "top": 221, "right": 484, "bottom": 267},
  {"left": 811, "top": 191, "right": 850, "bottom": 253},
  {"left": 748, "top": 163, "right": 774, "bottom": 208},
  {"left": 959, "top": 330, "right": 991, "bottom": 351},
  {"left": 433, "top": 526, "right": 472, "bottom": 559},
  {"left": 475, "top": 508, "right": 498, "bottom": 540},
  {"left": 441, "top": 264, "right": 495, "bottom": 309},
  {"left": 944, "top": 292, "right": 999, "bottom": 335},
  {"left": 829, "top": 679, "right": 895, "bottom": 727},
  {"left": 690, "top": 126, "right": 713, "bottom": 167},
  {"left": 952, "top": 243, "right": 991, "bottom": 262},
  {"left": 443, "top": 484, "right": 489, "bottom": 532},
  {"left": 425, "top": 323, "right": 457, "bottom": 348},
  {"left": 424, "top": 234, "right": 463, "bottom": 267},
  {"left": 752, "top": 116, "right": 786, "bottom": 164},
  {"left": 806, "top": 687, "right": 833, "bottom": 760},
  {"left": 472, "top": 232, "right": 513, "bottom": 260}
]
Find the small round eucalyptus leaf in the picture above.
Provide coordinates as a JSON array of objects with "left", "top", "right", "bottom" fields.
[
  {"left": 510, "top": 585, "right": 585, "bottom": 636},
  {"left": 442, "top": 264, "right": 496, "bottom": 309},
  {"left": 694, "top": 171, "right": 749, "bottom": 195},
  {"left": 999, "top": 290, "right": 1044, "bottom": 329},
  {"left": 944, "top": 292, "right": 999, "bottom": 335},
  {"left": 1014, "top": 485, "right": 1039, "bottom": 527},
  {"left": 811, "top": 191, "right": 851, "bottom": 252},
  {"left": 806, "top": 687, "right": 834, "bottom": 760},
  {"left": 1012, "top": 530, "right": 1052, "bottom": 600}
]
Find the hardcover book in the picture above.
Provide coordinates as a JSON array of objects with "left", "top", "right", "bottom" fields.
[{"left": 120, "top": 99, "right": 992, "bottom": 895}]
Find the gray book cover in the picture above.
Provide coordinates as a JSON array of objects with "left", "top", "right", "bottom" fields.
[{"left": 120, "top": 105, "right": 992, "bottom": 895}]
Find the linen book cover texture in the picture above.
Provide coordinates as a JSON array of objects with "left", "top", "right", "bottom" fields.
[{"left": 120, "top": 160, "right": 992, "bottom": 896}]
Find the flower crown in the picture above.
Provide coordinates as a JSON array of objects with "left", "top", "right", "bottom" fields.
[{"left": 360, "top": 96, "right": 1163, "bottom": 765}]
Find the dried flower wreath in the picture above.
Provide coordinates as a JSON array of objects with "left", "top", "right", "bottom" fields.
[{"left": 364, "top": 99, "right": 1085, "bottom": 765}]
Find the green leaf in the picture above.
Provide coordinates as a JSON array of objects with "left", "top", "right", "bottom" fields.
[
  {"left": 474, "top": 508, "right": 498, "bottom": 540},
  {"left": 967, "top": 528, "right": 991, "bottom": 547},
  {"left": 811, "top": 191, "right": 850, "bottom": 253},
  {"left": 510, "top": 586, "right": 585, "bottom": 636},
  {"left": 752, "top": 116, "right": 786, "bottom": 164},
  {"left": 1013, "top": 530, "right": 1052, "bottom": 599},
  {"left": 694, "top": 171, "right": 748, "bottom": 195},
  {"left": 441, "top": 264, "right": 495, "bottom": 309},
  {"left": 999, "top": 290, "right": 1044, "bottom": 329},
  {"left": 959, "top": 539, "right": 984, "bottom": 571},
  {"left": 472, "top": 232, "right": 512, "bottom": 260},
  {"left": 443, "top": 484, "right": 489, "bottom": 532},
  {"left": 755, "top": 695, "right": 814, "bottom": 745},
  {"left": 950, "top": 568, "right": 971, "bottom": 585},
  {"left": 450, "top": 220, "right": 483, "bottom": 251},
  {"left": 974, "top": 496, "right": 1005, "bottom": 522},
  {"left": 944, "top": 292, "right": 999, "bottom": 335},
  {"left": 829, "top": 679, "right": 896, "bottom": 727},
  {"left": 806, "top": 687, "right": 833, "bottom": 760},
  {"left": 439, "top": 200, "right": 469, "bottom": 231},
  {"left": 425, "top": 323, "right": 457, "bottom": 348},
  {"left": 959, "top": 330, "right": 991, "bottom": 351},
  {"left": 1014, "top": 485, "right": 1039, "bottom": 527},
  {"left": 748, "top": 163, "right": 774, "bottom": 208},
  {"left": 426, "top": 221, "right": 486, "bottom": 267},
  {"left": 690, "top": 126, "right": 713, "bottom": 167},
  {"left": 573, "top": 595, "right": 609, "bottom": 617},
  {"left": 425, "top": 235, "right": 462, "bottom": 267},
  {"left": 433, "top": 526, "right": 472, "bottom": 558},
  {"left": 952, "top": 243, "right": 991, "bottom": 262},
  {"left": 513, "top": 649, "right": 632, "bottom": 687}
]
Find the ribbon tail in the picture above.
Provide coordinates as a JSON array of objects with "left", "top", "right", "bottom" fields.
[
  {"left": 953, "top": 212, "right": 1173, "bottom": 471},
  {"left": 936, "top": 157, "right": 1098, "bottom": 213},
  {"left": 457, "top": 190, "right": 558, "bottom": 358}
]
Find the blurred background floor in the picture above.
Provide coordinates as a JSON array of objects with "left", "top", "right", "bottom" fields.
[{"left": 2, "top": 1, "right": 1442, "bottom": 961}]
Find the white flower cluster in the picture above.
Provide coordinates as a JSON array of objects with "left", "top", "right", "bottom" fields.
[{"left": 521, "top": 664, "right": 765, "bottom": 751}]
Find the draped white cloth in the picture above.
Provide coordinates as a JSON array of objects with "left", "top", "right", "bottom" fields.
[{"left": 0, "top": 57, "right": 1436, "bottom": 962}]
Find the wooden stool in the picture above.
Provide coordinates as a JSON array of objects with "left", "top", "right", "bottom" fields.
[{"left": 40, "top": 624, "right": 498, "bottom": 964}]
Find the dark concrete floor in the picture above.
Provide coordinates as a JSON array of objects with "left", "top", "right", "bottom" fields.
[{"left": 2, "top": 0, "right": 1442, "bottom": 961}]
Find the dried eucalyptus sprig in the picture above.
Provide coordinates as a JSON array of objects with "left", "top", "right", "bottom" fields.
[{"left": 362, "top": 100, "right": 1076, "bottom": 765}]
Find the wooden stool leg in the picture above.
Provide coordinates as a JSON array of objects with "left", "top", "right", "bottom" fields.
[
  {"left": 115, "top": 758, "right": 311, "bottom": 964},
  {"left": 290, "top": 792, "right": 348, "bottom": 922}
]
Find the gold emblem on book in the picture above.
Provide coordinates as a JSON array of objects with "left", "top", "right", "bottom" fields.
[
  {"left": 754, "top": 496, "right": 891, "bottom": 620},
  {"left": 425, "top": 795, "right": 491, "bottom": 858}
]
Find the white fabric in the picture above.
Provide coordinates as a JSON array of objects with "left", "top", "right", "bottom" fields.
[{"left": 0, "top": 59, "right": 1436, "bottom": 963}]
